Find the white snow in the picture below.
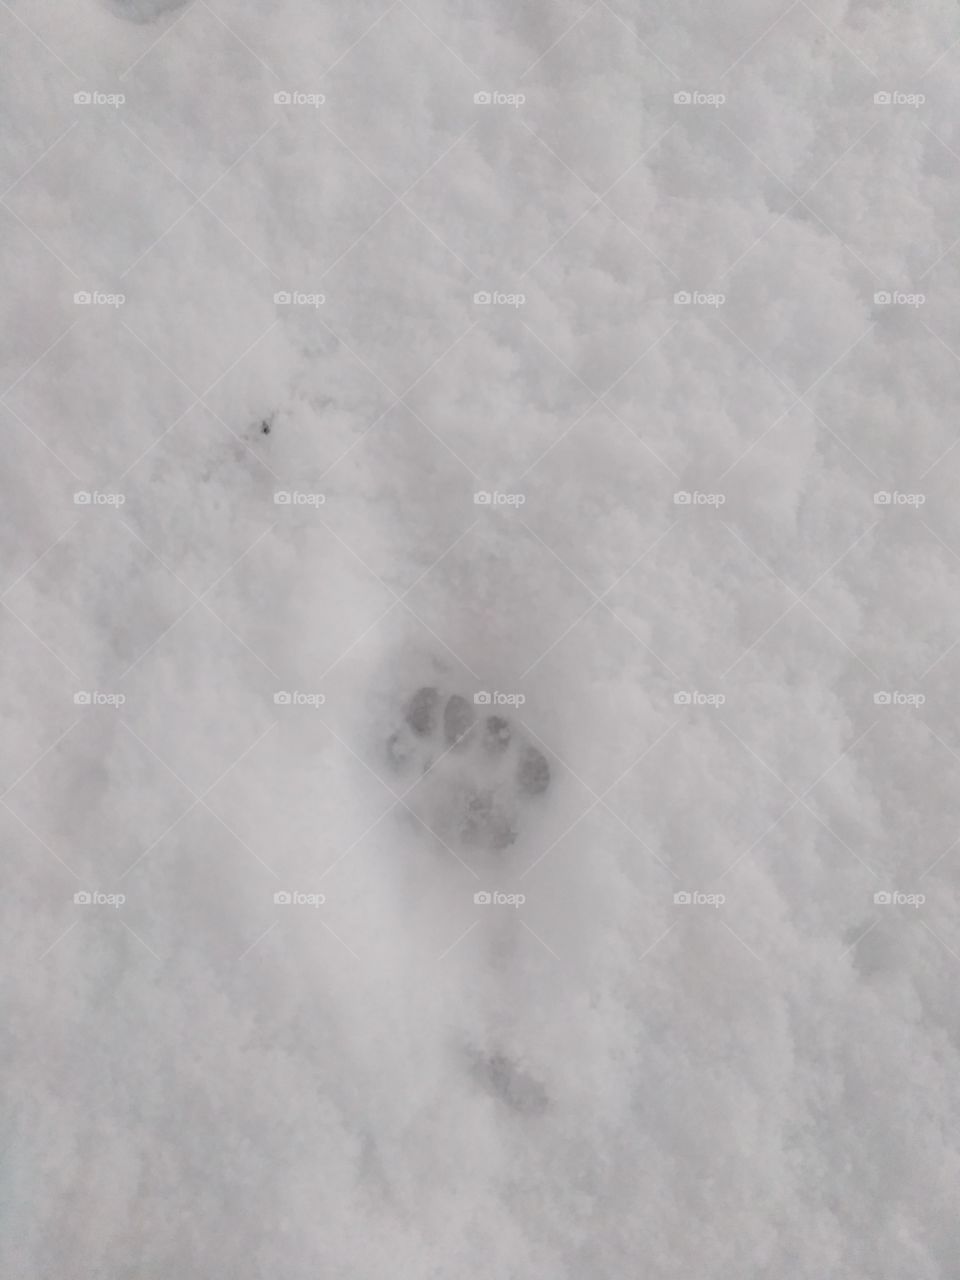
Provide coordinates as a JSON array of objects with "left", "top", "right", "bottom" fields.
[{"left": 3, "top": 0, "right": 960, "bottom": 1275}]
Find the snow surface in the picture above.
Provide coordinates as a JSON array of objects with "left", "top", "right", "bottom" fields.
[{"left": 3, "top": 0, "right": 960, "bottom": 1275}]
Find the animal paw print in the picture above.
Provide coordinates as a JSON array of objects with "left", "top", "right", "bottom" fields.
[{"left": 387, "top": 686, "right": 550, "bottom": 850}]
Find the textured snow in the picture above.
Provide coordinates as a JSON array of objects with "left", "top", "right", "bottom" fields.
[{"left": 3, "top": 1, "right": 960, "bottom": 1275}]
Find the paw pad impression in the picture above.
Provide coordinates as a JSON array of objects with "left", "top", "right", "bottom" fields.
[{"left": 389, "top": 686, "right": 551, "bottom": 849}]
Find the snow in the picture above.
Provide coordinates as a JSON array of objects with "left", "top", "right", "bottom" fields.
[{"left": 3, "top": 0, "right": 960, "bottom": 1275}]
